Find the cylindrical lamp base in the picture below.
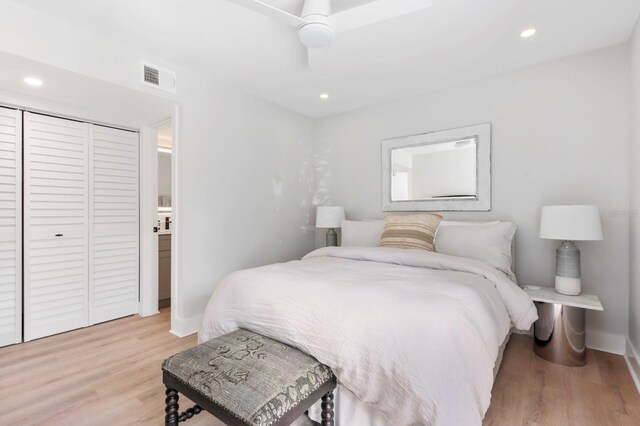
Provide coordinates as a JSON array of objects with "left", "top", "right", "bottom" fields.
[
  {"left": 326, "top": 228, "right": 338, "bottom": 247},
  {"left": 555, "top": 240, "right": 581, "bottom": 295}
]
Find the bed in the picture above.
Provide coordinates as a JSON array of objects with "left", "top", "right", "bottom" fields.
[{"left": 199, "top": 240, "right": 537, "bottom": 425}]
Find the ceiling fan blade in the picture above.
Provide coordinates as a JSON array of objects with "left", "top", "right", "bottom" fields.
[
  {"left": 227, "top": 0, "right": 308, "bottom": 28},
  {"left": 329, "top": 0, "right": 433, "bottom": 33}
]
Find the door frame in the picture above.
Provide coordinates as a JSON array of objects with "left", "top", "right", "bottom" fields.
[{"left": 139, "top": 104, "right": 181, "bottom": 334}]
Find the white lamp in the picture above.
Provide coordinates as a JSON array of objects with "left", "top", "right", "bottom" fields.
[
  {"left": 539, "top": 205, "right": 603, "bottom": 295},
  {"left": 316, "top": 206, "right": 345, "bottom": 247}
]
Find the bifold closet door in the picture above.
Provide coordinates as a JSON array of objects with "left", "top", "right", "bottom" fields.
[
  {"left": 0, "top": 107, "right": 22, "bottom": 347},
  {"left": 24, "top": 112, "right": 89, "bottom": 341},
  {"left": 89, "top": 125, "right": 139, "bottom": 325}
]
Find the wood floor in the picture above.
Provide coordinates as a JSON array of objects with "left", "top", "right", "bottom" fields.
[
  {"left": 1, "top": 310, "right": 639, "bottom": 426},
  {"left": 484, "top": 333, "right": 640, "bottom": 425}
]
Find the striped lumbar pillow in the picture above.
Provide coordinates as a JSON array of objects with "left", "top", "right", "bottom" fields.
[{"left": 379, "top": 213, "right": 443, "bottom": 251}]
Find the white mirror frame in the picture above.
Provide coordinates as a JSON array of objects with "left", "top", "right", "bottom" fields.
[{"left": 381, "top": 123, "right": 491, "bottom": 211}]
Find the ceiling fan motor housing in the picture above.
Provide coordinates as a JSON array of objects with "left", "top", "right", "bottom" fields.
[
  {"left": 298, "top": 16, "right": 334, "bottom": 48},
  {"left": 299, "top": 0, "right": 333, "bottom": 48}
]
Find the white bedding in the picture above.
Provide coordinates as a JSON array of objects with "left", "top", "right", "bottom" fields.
[{"left": 199, "top": 247, "right": 537, "bottom": 425}]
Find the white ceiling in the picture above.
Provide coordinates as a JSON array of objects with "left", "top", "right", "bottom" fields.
[
  {"left": 8, "top": 0, "right": 640, "bottom": 118},
  {"left": 0, "top": 50, "right": 174, "bottom": 126}
]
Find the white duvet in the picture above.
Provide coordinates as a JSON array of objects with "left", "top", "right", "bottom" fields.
[{"left": 200, "top": 247, "right": 537, "bottom": 425}]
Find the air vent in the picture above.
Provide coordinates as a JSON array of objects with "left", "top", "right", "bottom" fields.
[
  {"left": 144, "top": 65, "right": 159, "bottom": 86},
  {"left": 141, "top": 62, "right": 177, "bottom": 93}
]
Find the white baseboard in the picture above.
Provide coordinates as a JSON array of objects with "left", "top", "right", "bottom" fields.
[
  {"left": 170, "top": 314, "right": 202, "bottom": 338},
  {"left": 586, "top": 330, "right": 626, "bottom": 355},
  {"left": 514, "top": 327, "right": 624, "bottom": 355},
  {"left": 624, "top": 338, "right": 640, "bottom": 395}
]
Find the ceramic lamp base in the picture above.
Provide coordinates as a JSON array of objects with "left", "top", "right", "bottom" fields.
[
  {"left": 554, "top": 240, "right": 581, "bottom": 296},
  {"left": 326, "top": 228, "right": 338, "bottom": 247},
  {"left": 555, "top": 275, "right": 581, "bottom": 296}
]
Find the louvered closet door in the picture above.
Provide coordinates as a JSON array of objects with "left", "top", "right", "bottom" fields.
[
  {"left": 0, "top": 107, "right": 22, "bottom": 347},
  {"left": 24, "top": 112, "right": 89, "bottom": 341},
  {"left": 89, "top": 125, "right": 139, "bottom": 325}
]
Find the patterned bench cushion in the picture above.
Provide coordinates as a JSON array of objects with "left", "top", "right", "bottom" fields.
[{"left": 162, "top": 329, "right": 335, "bottom": 426}]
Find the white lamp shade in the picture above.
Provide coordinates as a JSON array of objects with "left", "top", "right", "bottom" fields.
[
  {"left": 316, "top": 206, "right": 345, "bottom": 228},
  {"left": 539, "top": 205, "right": 603, "bottom": 241}
]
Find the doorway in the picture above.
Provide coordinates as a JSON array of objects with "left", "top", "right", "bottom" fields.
[
  {"left": 156, "top": 120, "right": 172, "bottom": 309},
  {"left": 139, "top": 108, "right": 181, "bottom": 335}
]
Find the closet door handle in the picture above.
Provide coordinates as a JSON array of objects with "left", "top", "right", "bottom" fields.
[{"left": 55, "top": 234, "right": 63, "bottom": 237}]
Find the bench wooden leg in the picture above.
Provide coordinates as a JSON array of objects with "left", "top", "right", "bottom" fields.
[
  {"left": 321, "top": 391, "right": 335, "bottom": 426},
  {"left": 165, "top": 387, "right": 180, "bottom": 426}
]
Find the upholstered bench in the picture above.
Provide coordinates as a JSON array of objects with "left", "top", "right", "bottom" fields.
[{"left": 162, "top": 329, "right": 336, "bottom": 426}]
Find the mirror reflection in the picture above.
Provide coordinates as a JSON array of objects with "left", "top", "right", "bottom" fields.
[
  {"left": 157, "top": 120, "right": 172, "bottom": 209},
  {"left": 390, "top": 138, "right": 477, "bottom": 201}
]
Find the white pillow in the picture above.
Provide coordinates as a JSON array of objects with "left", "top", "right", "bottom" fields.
[
  {"left": 436, "top": 220, "right": 499, "bottom": 236},
  {"left": 434, "top": 220, "right": 500, "bottom": 247},
  {"left": 434, "top": 221, "right": 516, "bottom": 280},
  {"left": 341, "top": 220, "right": 384, "bottom": 247},
  {"left": 439, "top": 220, "right": 500, "bottom": 226}
]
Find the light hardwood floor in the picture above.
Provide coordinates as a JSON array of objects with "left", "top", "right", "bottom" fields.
[
  {"left": 484, "top": 333, "right": 640, "bottom": 425},
  {"left": 1, "top": 310, "right": 639, "bottom": 425}
]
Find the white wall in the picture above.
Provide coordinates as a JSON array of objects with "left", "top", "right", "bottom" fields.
[
  {"left": 314, "top": 46, "right": 630, "bottom": 347},
  {"left": 0, "top": 0, "right": 317, "bottom": 334},
  {"left": 629, "top": 17, "right": 640, "bottom": 363},
  {"left": 178, "top": 82, "right": 316, "bottom": 327}
]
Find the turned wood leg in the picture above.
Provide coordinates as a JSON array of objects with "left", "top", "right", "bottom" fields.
[
  {"left": 321, "top": 391, "right": 335, "bottom": 426},
  {"left": 165, "top": 387, "right": 180, "bottom": 426},
  {"left": 178, "top": 405, "right": 203, "bottom": 422}
]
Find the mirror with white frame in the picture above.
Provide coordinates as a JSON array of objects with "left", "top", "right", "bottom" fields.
[{"left": 381, "top": 123, "right": 491, "bottom": 211}]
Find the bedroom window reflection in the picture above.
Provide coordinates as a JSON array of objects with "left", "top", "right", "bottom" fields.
[{"left": 390, "top": 138, "right": 477, "bottom": 201}]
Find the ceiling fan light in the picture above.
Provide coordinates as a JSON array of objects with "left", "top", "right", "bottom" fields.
[
  {"left": 298, "top": 23, "right": 334, "bottom": 48},
  {"left": 520, "top": 28, "right": 536, "bottom": 38},
  {"left": 24, "top": 77, "right": 43, "bottom": 87}
]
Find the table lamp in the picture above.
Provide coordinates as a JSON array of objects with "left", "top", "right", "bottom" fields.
[
  {"left": 316, "top": 206, "right": 345, "bottom": 247},
  {"left": 539, "top": 205, "right": 603, "bottom": 295}
]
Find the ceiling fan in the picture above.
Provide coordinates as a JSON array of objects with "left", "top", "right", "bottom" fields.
[{"left": 228, "top": 0, "right": 433, "bottom": 66}]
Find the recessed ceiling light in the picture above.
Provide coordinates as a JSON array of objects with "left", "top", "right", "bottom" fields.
[
  {"left": 520, "top": 28, "right": 537, "bottom": 38},
  {"left": 320, "top": 93, "right": 329, "bottom": 100},
  {"left": 24, "top": 77, "right": 43, "bottom": 87}
]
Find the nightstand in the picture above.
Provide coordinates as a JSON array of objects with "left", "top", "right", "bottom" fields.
[{"left": 524, "top": 285, "right": 603, "bottom": 367}]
